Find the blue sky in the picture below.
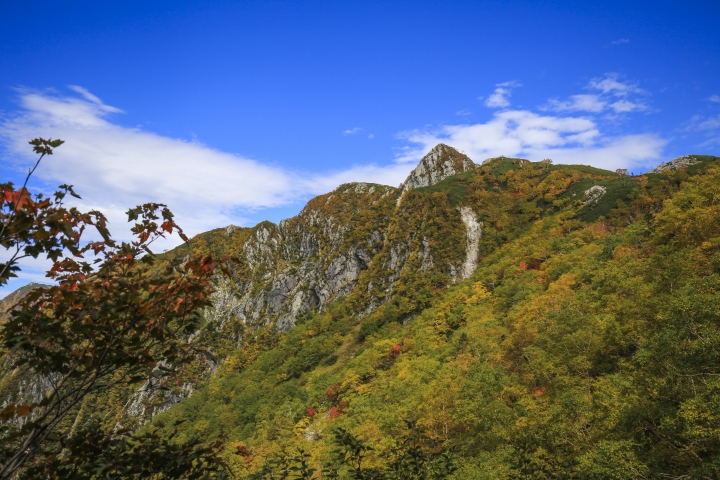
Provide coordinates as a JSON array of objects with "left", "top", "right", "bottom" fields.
[{"left": 1, "top": 0, "right": 719, "bottom": 293}]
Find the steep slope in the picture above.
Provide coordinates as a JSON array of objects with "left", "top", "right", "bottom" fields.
[
  {"left": 144, "top": 152, "right": 720, "bottom": 478},
  {"left": 3, "top": 148, "right": 720, "bottom": 478},
  {"left": 168, "top": 144, "right": 479, "bottom": 334}
]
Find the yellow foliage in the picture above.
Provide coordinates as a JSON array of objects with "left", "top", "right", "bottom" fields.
[
  {"left": 467, "top": 282, "right": 491, "bottom": 305},
  {"left": 612, "top": 245, "right": 638, "bottom": 260}
]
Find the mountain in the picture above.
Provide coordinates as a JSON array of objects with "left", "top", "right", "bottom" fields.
[
  {"left": 399, "top": 143, "right": 476, "bottom": 193},
  {"left": 167, "top": 144, "right": 481, "bottom": 335},
  {"left": 0, "top": 283, "right": 46, "bottom": 320},
  {"left": 3, "top": 146, "right": 720, "bottom": 478}
]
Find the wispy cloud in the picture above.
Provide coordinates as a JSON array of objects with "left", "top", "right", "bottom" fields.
[
  {"left": 543, "top": 94, "right": 606, "bottom": 113},
  {"left": 610, "top": 38, "right": 630, "bottom": 46},
  {"left": 542, "top": 74, "right": 648, "bottom": 114},
  {"left": 67, "top": 85, "right": 109, "bottom": 105},
  {"left": 343, "top": 127, "right": 363, "bottom": 135},
  {"left": 588, "top": 73, "right": 644, "bottom": 96},
  {"left": 686, "top": 114, "right": 720, "bottom": 131},
  {"left": 396, "top": 109, "right": 665, "bottom": 171},
  {"left": 608, "top": 99, "right": 646, "bottom": 113},
  {"left": 708, "top": 95, "right": 720, "bottom": 103},
  {"left": 0, "top": 88, "right": 411, "bottom": 248},
  {"left": 687, "top": 114, "right": 720, "bottom": 148},
  {"left": 484, "top": 81, "right": 521, "bottom": 108}
]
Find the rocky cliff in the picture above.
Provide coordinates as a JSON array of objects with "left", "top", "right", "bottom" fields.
[{"left": 189, "top": 144, "right": 482, "bottom": 335}]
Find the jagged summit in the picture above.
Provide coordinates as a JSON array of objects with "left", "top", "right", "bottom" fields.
[{"left": 399, "top": 144, "right": 476, "bottom": 193}]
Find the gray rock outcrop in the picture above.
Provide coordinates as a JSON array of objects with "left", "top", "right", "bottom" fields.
[
  {"left": 648, "top": 155, "right": 700, "bottom": 174},
  {"left": 399, "top": 144, "right": 476, "bottom": 194}
]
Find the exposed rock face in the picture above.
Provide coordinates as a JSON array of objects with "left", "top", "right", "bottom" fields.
[
  {"left": 584, "top": 185, "right": 607, "bottom": 205},
  {"left": 218, "top": 147, "right": 481, "bottom": 333},
  {"left": 226, "top": 183, "right": 399, "bottom": 332},
  {"left": 128, "top": 146, "right": 485, "bottom": 358},
  {"left": 0, "top": 283, "right": 59, "bottom": 423},
  {"left": 458, "top": 207, "right": 482, "bottom": 281},
  {"left": 399, "top": 144, "right": 476, "bottom": 194},
  {"left": 125, "top": 365, "right": 194, "bottom": 419},
  {"left": 648, "top": 155, "right": 701, "bottom": 174}
]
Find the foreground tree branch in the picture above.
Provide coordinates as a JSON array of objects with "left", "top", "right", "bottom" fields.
[{"left": 0, "top": 139, "right": 229, "bottom": 479}]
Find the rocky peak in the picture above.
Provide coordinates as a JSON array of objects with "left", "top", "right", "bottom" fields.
[
  {"left": 399, "top": 144, "right": 477, "bottom": 193},
  {"left": 648, "top": 155, "right": 701, "bottom": 174}
]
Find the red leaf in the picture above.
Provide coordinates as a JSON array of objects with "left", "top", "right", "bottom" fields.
[
  {"left": 16, "top": 404, "right": 32, "bottom": 417},
  {"left": 10, "top": 188, "right": 34, "bottom": 209}
]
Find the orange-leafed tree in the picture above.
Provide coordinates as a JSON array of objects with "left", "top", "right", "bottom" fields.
[{"left": 0, "top": 139, "right": 228, "bottom": 479}]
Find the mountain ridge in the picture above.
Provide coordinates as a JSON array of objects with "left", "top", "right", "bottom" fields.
[{"left": 2, "top": 145, "right": 720, "bottom": 478}]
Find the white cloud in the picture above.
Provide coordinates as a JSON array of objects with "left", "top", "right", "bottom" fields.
[
  {"left": 543, "top": 74, "right": 648, "bottom": 114},
  {"left": 687, "top": 114, "right": 720, "bottom": 131},
  {"left": 484, "top": 81, "right": 521, "bottom": 108},
  {"left": 304, "top": 162, "right": 413, "bottom": 192},
  {"left": 67, "top": 85, "right": 107, "bottom": 105},
  {"left": 699, "top": 116, "right": 720, "bottom": 130},
  {"left": 0, "top": 88, "right": 411, "bottom": 249},
  {"left": 485, "top": 90, "right": 510, "bottom": 108},
  {"left": 610, "top": 38, "right": 630, "bottom": 45},
  {"left": 708, "top": 95, "right": 720, "bottom": 103},
  {"left": 496, "top": 81, "right": 521, "bottom": 88},
  {"left": 608, "top": 99, "right": 646, "bottom": 113},
  {"left": 687, "top": 114, "right": 720, "bottom": 148},
  {"left": 343, "top": 127, "right": 363, "bottom": 135},
  {"left": 543, "top": 94, "right": 606, "bottom": 113},
  {"left": 588, "top": 73, "right": 644, "bottom": 96},
  {"left": 397, "top": 109, "right": 665, "bottom": 171}
]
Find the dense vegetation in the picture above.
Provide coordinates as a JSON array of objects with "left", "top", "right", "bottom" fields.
[
  {"left": 3, "top": 142, "right": 720, "bottom": 478},
  {"left": 146, "top": 154, "right": 720, "bottom": 478}
]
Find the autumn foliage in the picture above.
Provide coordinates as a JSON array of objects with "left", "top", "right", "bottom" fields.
[
  {"left": 0, "top": 139, "right": 228, "bottom": 479},
  {"left": 4, "top": 141, "right": 720, "bottom": 478},
  {"left": 153, "top": 153, "right": 720, "bottom": 479}
]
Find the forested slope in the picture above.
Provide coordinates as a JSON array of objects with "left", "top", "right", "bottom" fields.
[
  {"left": 2, "top": 146, "right": 719, "bottom": 478},
  {"left": 150, "top": 150, "right": 720, "bottom": 477}
]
